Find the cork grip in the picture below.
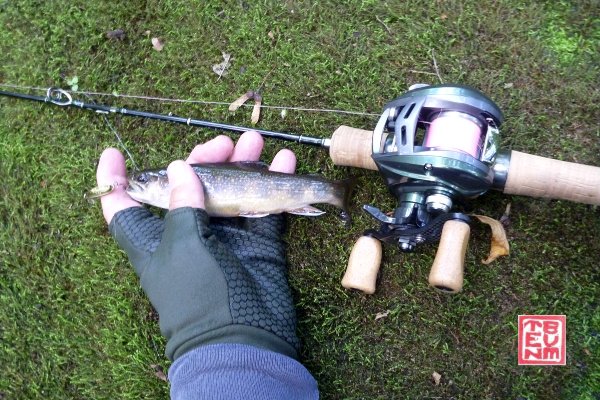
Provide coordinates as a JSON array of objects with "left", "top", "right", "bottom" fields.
[
  {"left": 428, "top": 220, "right": 470, "bottom": 293},
  {"left": 341, "top": 236, "right": 382, "bottom": 294},
  {"left": 329, "top": 126, "right": 378, "bottom": 170},
  {"left": 504, "top": 151, "right": 600, "bottom": 205}
]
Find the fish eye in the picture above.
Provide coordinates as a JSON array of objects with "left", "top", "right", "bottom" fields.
[{"left": 136, "top": 173, "right": 149, "bottom": 184}]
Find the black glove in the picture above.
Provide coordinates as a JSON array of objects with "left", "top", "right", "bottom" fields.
[{"left": 109, "top": 206, "right": 299, "bottom": 361}]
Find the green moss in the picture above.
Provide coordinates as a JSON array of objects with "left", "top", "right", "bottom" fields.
[{"left": 1, "top": 1, "right": 598, "bottom": 399}]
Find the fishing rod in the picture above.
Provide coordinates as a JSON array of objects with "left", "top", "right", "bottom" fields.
[
  {"left": 2, "top": 84, "right": 600, "bottom": 295},
  {"left": 0, "top": 87, "right": 330, "bottom": 147}
]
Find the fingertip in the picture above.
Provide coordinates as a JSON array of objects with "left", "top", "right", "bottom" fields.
[
  {"left": 229, "top": 131, "right": 264, "bottom": 162},
  {"left": 96, "top": 147, "right": 140, "bottom": 224},
  {"left": 186, "top": 135, "right": 235, "bottom": 163},
  {"left": 167, "top": 160, "right": 205, "bottom": 210},
  {"left": 269, "top": 149, "right": 297, "bottom": 174}
]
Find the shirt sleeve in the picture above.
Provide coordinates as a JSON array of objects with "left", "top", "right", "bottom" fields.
[{"left": 168, "top": 343, "right": 319, "bottom": 400}]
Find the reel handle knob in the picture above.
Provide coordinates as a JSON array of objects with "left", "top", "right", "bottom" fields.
[
  {"left": 428, "top": 220, "right": 470, "bottom": 293},
  {"left": 329, "top": 126, "right": 378, "bottom": 171},
  {"left": 342, "top": 236, "right": 382, "bottom": 294}
]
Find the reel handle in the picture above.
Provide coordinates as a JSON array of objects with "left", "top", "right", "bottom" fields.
[
  {"left": 428, "top": 220, "right": 470, "bottom": 293},
  {"left": 341, "top": 236, "right": 382, "bottom": 294},
  {"left": 329, "top": 126, "right": 378, "bottom": 170},
  {"left": 504, "top": 151, "right": 600, "bottom": 205}
]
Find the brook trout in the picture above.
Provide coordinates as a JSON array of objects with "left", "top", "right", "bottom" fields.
[{"left": 126, "top": 162, "right": 355, "bottom": 221}]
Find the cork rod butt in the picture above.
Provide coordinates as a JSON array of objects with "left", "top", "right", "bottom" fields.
[
  {"left": 504, "top": 150, "right": 600, "bottom": 205},
  {"left": 342, "top": 236, "right": 382, "bottom": 294},
  {"left": 329, "top": 126, "right": 377, "bottom": 171},
  {"left": 428, "top": 220, "right": 470, "bottom": 293}
]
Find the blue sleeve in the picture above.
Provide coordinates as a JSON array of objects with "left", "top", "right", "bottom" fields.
[{"left": 168, "top": 343, "right": 319, "bottom": 399}]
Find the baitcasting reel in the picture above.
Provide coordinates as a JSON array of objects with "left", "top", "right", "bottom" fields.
[
  {"left": 341, "top": 83, "right": 510, "bottom": 294},
  {"left": 365, "top": 84, "right": 504, "bottom": 251}
]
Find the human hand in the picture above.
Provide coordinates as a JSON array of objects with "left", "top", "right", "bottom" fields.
[{"left": 96, "top": 131, "right": 301, "bottom": 361}]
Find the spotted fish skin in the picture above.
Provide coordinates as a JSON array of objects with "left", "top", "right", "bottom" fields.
[{"left": 126, "top": 162, "right": 354, "bottom": 220}]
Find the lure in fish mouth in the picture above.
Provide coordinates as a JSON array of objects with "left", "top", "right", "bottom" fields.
[{"left": 125, "top": 162, "right": 355, "bottom": 222}]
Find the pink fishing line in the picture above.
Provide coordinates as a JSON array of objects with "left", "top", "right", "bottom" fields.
[{"left": 423, "top": 114, "right": 482, "bottom": 158}]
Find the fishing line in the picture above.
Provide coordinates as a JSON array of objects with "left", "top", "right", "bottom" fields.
[
  {"left": 0, "top": 83, "right": 380, "bottom": 117},
  {"left": 82, "top": 93, "right": 139, "bottom": 171}
]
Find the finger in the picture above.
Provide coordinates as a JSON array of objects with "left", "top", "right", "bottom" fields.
[
  {"left": 229, "top": 131, "right": 264, "bottom": 162},
  {"left": 97, "top": 148, "right": 141, "bottom": 224},
  {"left": 269, "top": 149, "right": 297, "bottom": 174},
  {"left": 168, "top": 160, "right": 205, "bottom": 210},
  {"left": 186, "top": 135, "right": 235, "bottom": 164}
]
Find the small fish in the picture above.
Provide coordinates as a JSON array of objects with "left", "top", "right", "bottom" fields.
[{"left": 126, "top": 162, "right": 355, "bottom": 221}]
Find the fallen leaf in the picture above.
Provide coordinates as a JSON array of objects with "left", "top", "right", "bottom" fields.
[
  {"left": 150, "top": 364, "right": 168, "bottom": 382},
  {"left": 432, "top": 371, "right": 442, "bottom": 385},
  {"left": 472, "top": 215, "right": 510, "bottom": 264},
  {"left": 40, "top": 180, "right": 47, "bottom": 188},
  {"left": 105, "top": 29, "right": 126, "bottom": 40},
  {"left": 375, "top": 310, "right": 390, "bottom": 321},
  {"left": 229, "top": 91, "right": 254, "bottom": 111},
  {"left": 504, "top": 82, "right": 514, "bottom": 89},
  {"left": 251, "top": 92, "right": 262, "bottom": 125},
  {"left": 212, "top": 52, "right": 232, "bottom": 78},
  {"left": 151, "top": 37, "right": 165, "bottom": 51},
  {"left": 268, "top": 31, "right": 275, "bottom": 40}
]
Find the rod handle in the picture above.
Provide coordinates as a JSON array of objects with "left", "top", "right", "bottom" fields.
[
  {"left": 428, "top": 220, "right": 470, "bottom": 293},
  {"left": 341, "top": 236, "right": 382, "bottom": 294},
  {"left": 329, "top": 126, "right": 378, "bottom": 170},
  {"left": 503, "top": 150, "right": 600, "bottom": 205}
]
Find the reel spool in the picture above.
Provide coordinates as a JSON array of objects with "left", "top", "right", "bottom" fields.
[{"left": 342, "top": 84, "right": 504, "bottom": 294}]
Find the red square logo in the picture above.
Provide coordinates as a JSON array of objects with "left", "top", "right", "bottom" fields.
[{"left": 518, "top": 315, "right": 566, "bottom": 365}]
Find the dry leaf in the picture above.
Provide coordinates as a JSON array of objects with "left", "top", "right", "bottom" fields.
[
  {"left": 151, "top": 37, "right": 165, "bottom": 51},
  {"left": 472, "top": 214, "right": 510, "bottom": 264},
  {"left": 150, "top": 364, "right": 168, "bottom": 382},
  {"left": 212, "top": 52, "right": 232, "bottom": 78},
  {"left": 432, "top": 371, "right": 442, "bottom": 385},
  {"left": 251, "top": 93, "right": 262, "bottom": 125},
  {"left": 268, "top": 31, "right": 275, "bottom": 40},
  {"left": 375, "top": 310, "right": 390, "bottom": 321},
  {"left": 229, "top": 91, "right": 254, "bottom": 111}
]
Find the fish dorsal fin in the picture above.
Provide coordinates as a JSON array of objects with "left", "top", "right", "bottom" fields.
[{"left": 288, "top": 206, "right": 326, "bottom": 217}]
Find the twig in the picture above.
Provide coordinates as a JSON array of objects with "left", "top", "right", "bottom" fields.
[
  {"left": 375, "top": 15, "right": 392, "bottom": 34},
  {"left": 409, "top": 70, "right": 438, "bottom": 76},
  {"left": 431, "top": 49, "right": 444, "bottom": 84}
]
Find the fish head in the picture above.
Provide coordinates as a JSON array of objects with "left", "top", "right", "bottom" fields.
[{"left": 126, "top": 170, "right": 170, "bottom": 209}]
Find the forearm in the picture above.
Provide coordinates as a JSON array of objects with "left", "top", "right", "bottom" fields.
[{"left": 169, "top": 344, "right": 319, "bottom": 400}]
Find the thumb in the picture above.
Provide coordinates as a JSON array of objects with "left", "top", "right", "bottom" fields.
[{"left": 168, "top": 160, "right": 205, "bottom": 210}]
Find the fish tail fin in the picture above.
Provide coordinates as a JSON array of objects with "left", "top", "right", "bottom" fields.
[{"left": 333, "top": 177, "right": 357, "bottom": 226}]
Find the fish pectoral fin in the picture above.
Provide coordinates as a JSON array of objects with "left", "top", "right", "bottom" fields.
[
  {"left": 238, "top": 212, "right": 270, "bottom": 218},
  {"left": 288, "top": 206, "right": 326, "bottom": 217}
]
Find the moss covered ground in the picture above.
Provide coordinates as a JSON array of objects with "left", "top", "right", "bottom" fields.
[{"left": 0, "top": 1, "right": 598, "bottom": 398}]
